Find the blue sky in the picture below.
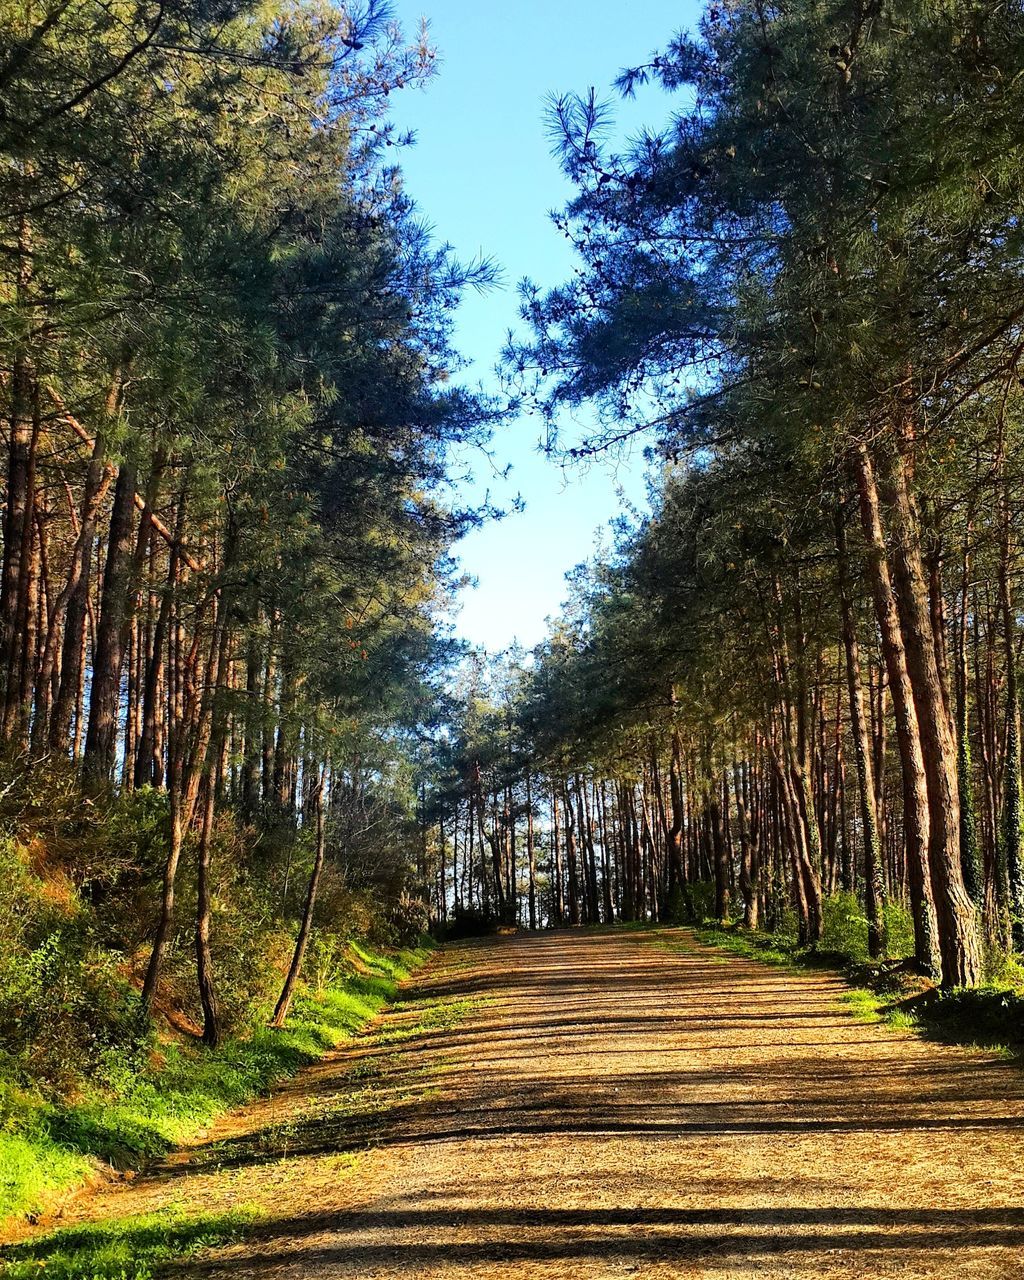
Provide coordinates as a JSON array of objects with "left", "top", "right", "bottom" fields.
[{"left": 388, "top": 0, "right": 703, "bottom": 652}]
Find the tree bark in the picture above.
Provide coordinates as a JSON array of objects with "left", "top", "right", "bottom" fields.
[
  {"left": 836, "top": 503, "right": 886, "bottom": 957},
  {"left": 877, "top": 432, "right": 980, "bottom": 988},
  {"left": 272, "top": 763, "right": 328, "bottom": 1027},
  {"left": 854, "top": 444, "right": 940, "bottom": 976}
]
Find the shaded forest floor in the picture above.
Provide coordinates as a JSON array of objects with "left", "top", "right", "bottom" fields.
[{"left": 4, "top": 929, "right": 1024, "bottom": 1278}]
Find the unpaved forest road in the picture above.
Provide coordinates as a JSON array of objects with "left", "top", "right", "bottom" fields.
[{"left": 32, "top": 931, "right": 1024, "bottom": 1276}]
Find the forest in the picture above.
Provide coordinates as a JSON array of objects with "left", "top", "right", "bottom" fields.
[
  {"left": 424, "top": 0, "right": 1024, "bottom": 999},
  {"left": 2, "top": 0, "right": 1024, "bottom": 1270}
]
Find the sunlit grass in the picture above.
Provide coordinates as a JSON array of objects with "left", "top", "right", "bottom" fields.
[
  {"left": 677, "top": 916, "right": 1023, "bottom": 1058},
  {"left": 0, "top": 1205, "right": 262, "bottom": 1279},
  {"left": 0, "top": 944, "right": 431, "bottom": 1226}
]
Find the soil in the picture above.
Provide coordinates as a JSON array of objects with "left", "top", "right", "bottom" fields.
[{"left": 14, "top": 929, "right": 1024, "bottom": 1277}]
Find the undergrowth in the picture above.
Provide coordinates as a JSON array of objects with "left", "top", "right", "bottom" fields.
[{"left": 0, "top": 943, "right": 430, "bottom": 1228}]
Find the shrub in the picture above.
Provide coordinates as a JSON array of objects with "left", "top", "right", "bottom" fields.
[
  {"left": 0, "top": 930, "right": 150, "bottom": 1096},
  {"left": 437, "top": 905, "right": 495, "bottom": 940},
  {"left": 882, "top": 897, "right": 916, "bottom": 961},
  {"left": 661, "top": 884, "right": 689, "bottom": 924},
  {"left": 683, "top": 879, "right": 717, "bottom": 923},
  {"left": 821, "top": 890, "right": 870, "bottom": 962},
  {"left": 379, "top": 891, "right": 430, "bottom": 947},
  {"left": 306, "top": 931, "right": 354, "bottom": 994}
]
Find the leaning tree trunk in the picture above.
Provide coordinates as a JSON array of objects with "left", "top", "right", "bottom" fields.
[
  {"left": 140, "top": 590, "right": 221, "bottom": 1012},
  {"left": 272, "top": 762, "right": 328, "bottom": 1027}
]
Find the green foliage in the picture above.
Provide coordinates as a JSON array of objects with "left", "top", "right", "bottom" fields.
[
  {"left": 981, "top": 944, "right": 1024, "bottom": 994},
  {"left": 818, "top": 892, "right": 912, "bottom": 965},
  {"left": 661, "top": 884, "right": 690, "bottom": 925},
  {"left": 819, "top": 893, "right": 870, "bottom": 961},
  {"left": 0, "top": 935, "right": 429, "bottom": 1224},
  {"left": 376, "top": 893, "right": 431, "bottom": 949},
  {"left": 0, "top": 839, "right": 149, "bottom": 1096},
  {"left": 680, "top": 880, "right": 716, "bottom": 925},
  {"left": 499, "top": 0, "right": 1024, "bottom": 986},
  {"left": 882, "top": 899, "right": 917, "bottom": 963},
  {"left": 695, "top": 893, "right": 919, "bottom": 971},
  {"left": 918, "top": 988, "right": 1024, "bottom": 1053},
  {"left": 0, "top": 934, "right": 148, "bottom": 1094},
  {"left": 692, "top": 915, "right": 1024, "bottom": 1056},
  {"left": 435, "top": 906, "right": 496, "bottom": 941},
  {"left": 691, "top": 925, "right": 797, "bottom": 970},
  {"left": 0, "top": 1206, "right": 262, "bottom": 1280}
]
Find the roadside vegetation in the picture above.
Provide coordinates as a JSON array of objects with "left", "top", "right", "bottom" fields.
[
  {"left": 5, "top": 0, "right": 1024, "bottom": 1261},
  {"left": 0, "top": 0, "right": 479, "bottom": 1237},
  {"left": 1, "top": 1206, "right": 263, "bottom": 1280},
  {"left": 0, "top": 788, "right": 430, "bottom": 1223}
]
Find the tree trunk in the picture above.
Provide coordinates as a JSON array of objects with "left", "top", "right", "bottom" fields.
[
  {"left": 82, "top": 461, "right": 138, "bottom": 782},
  {"left": 836, "top": 503, "right": 886, "bottom": 958},
  {"left": 877, "top": 434, "right": 980, "bottom": 988},
  {"left": 854, "top": 444, "right": 940, "bottom": 975},
  {"left": 272, "top": 763, "right": 328, "bottom": 1027},
  {"left": 526, "top": 766, "right": 537, "bottom": 930}
]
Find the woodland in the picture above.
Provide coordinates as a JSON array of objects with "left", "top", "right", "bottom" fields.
[{"left": 2, "top": 0, "right": 1024, "bottom": 1248}]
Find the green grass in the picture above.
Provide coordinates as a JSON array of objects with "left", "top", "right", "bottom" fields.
[
  {"left": 0, "top": 943, "right": 431, "bottom": 1228},
  {"left": 690, "top": 925, "right": 799, "bottom": 970},
  {"left": 377, "top": 995, "right": 489, "bottom": 1046},
  {"left": 0, "top": 1205, "right": 262, "bottom": 1278}
]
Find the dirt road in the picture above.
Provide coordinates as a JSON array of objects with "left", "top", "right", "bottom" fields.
[{"left": 29, "top": 930, "right": 1024, "bottom": 1277}]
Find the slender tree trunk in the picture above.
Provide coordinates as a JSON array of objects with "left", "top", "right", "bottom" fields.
[
  {"left": 998, "top": 478, "right": 1024, "bottom": 947},
  {"left": 0, "top": 216, "right": 36, "bottom": 744},
  {"left": 526, "top": 766, "right": 537, "bottom": 930},
  {"left": 195, "top": 767, "right": 221, "bottom": 1048},
  {"left": 734, "top": 760, "right": 760, "bottom": 930},
  {"left": 141, "top": 588, "right": 223, "bottom": 1011},
  {"left": 836, "top": 504, "right": 886, "bottom": 957},
  {"left": 854, "top": 445, "right": 940, "bottom": 975},
  {"left": 272, "top": 763, "right": 329, "bottom": 1027},
  {"left": 709, "top": 780, "right": 730, "bottom": 924},
  {"left": 82, "top": 461, "right": 138, "bottom": 782},
  {"left": 551, "top": 783, "right": 564, "bottom": 926},
  {"left": 563, "top": 781, "right": 580, "bottom": 925}
]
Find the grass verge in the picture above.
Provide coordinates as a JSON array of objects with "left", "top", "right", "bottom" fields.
[
  {"left": 0, "top": 942, "right": 431, "bottom": 1230},
  {"left": 0, "top": 1204, "right": 262, "bottom": 1279},
  {"left": 660, "top": 922, "right": 1024, "bottom": 1058}
]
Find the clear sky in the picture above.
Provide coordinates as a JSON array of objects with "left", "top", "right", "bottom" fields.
[{"left": 388, "top": 0, "right": 703, "bottom": 653}]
